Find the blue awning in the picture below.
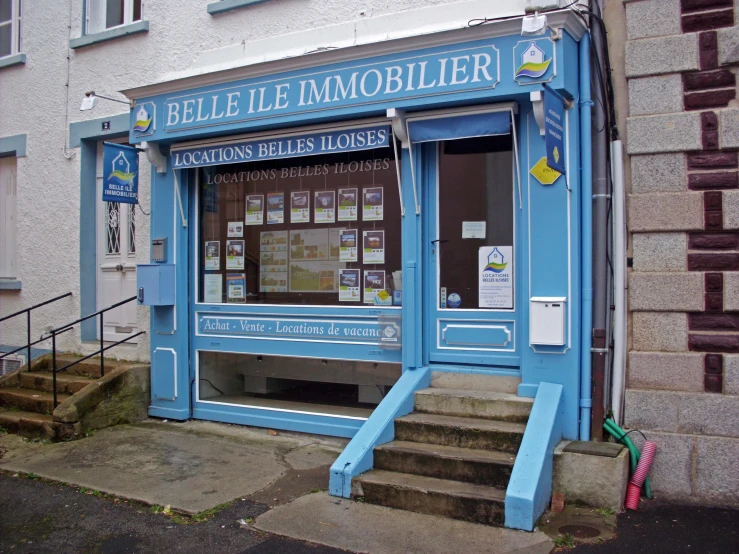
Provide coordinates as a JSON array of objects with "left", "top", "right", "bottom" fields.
[{"left": 407, "top": 111, "right": 511, "bottom": 143}]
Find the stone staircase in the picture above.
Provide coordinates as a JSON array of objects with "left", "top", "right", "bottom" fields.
[
  {"left": 354, "top": 376, "right": 533, "bottom": 526},
  {"left": 0, "top": 355, "right": 111, "bottom": 440}
]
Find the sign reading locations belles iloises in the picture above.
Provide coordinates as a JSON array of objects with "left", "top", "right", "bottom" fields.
[
  {"left": 171, "top": 126, "right": 390, "bottom": 169},
  {"left": 102, "top": 143, "right": 139, "bottom": 204}
]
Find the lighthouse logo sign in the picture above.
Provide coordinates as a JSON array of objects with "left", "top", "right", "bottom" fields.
[{"left": 514, "top": 39, "right": 555, "bottom": 84}]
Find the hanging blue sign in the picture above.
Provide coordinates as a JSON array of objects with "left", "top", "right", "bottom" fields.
[
  {"left": 102, "top": 143, "right": 139, "bottom": 204},
  {"left": 171, "top": 125, "right": 390, "bottom": 169},
  {"left": 543, "top": 89, "right": 566, "bottom": 174}
]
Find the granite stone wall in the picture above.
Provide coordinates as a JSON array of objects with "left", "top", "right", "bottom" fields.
[{"left": 623, "top": 0, "right": 739, "bottom": 507}]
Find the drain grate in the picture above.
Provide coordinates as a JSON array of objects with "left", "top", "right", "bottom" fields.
[{"left": 558, "top": 524, "right": 601, "bottom": 539}]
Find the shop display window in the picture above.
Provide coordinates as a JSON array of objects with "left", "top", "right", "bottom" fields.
[{"left": 198, "top": 144, "right": 400, "bottom": 307}]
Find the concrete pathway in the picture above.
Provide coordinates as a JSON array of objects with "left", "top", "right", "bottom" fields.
[
  {"left": 254, "top": 492, "right": 554, "bottom": 554},
  {"left": 0, "top": 419, "right": 346, "bottom": 514}
]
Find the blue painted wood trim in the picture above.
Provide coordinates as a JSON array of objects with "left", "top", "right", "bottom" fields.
[
  {"left": 70, "top": 20, "right": 149, "bottom": 49},
  {"left": 329, "top": 367, "right": 431, "bottom": 498},
  {"left": 0, "top": 280, "right": 22, "bottom": 290},
  {"left": 207, "top": 0, "right": 270, "bottom": 15},
  {"left": 0, "top": 345, "right": 50, "bottom": 360},
  {"left": 0, "top": 53, "right": 26, "bottom": 69},
  {"left": 70, "top": 113, "right": 129, "bottom": 148},
  {"left": 0, "top": 134, "right": 27, "bottom": 157},
  {"left": 505, "top": 381, "right": 563, "bottom": 531}
]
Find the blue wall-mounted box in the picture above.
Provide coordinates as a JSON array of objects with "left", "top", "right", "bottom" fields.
[{"left": 137, "top": 264, "right": 175, "bottom": 306}]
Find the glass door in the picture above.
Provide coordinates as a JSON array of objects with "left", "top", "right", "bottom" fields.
[{"left": 423, "top": 136, "right": 520, "bottom": 369}]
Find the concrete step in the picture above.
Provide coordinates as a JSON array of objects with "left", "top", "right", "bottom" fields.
[
  {"left": 431, "top": 371, "right": 521, "bottom": 394},
  {"left": 374, "top": 440, "right": 515, "bottom": 487},
  {"left": 20, "top": 371, "right": 95, "bottom": 395},
  {"left": 395, "top": 413, "right": 525, "bottom": 454},
  {"left": 0, "top": 408, "right": 57, "bottom": 440},
  {"left": 415, "top": 388, "right": 533, "bottom": 423},
  {"left": 355, "top": 469, "right": 506, "bottom": 526},
  {"left": 37, "top": 355, "right": 114, "bottom": 379},
  {"left": 0, "top": 388, "right": 70, "bottom": 414}
]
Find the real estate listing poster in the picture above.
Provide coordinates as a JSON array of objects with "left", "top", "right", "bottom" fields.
[
  {"left": 204, "top": 241, "right": 220, "bottom": 270},
  {"left": 227, "top": 221, "right": 244, "bottom": 237},
  {"left": 339, "top": 229, "right": 358, "bottom": 262},
  {"left": 290, "top": 229, "right": 328, "bottom": 260},
  {"left": 226, "top": 273, "right": 246, "bottom": 303},
  {"left": 226, "top": 239, "right": 245, "bottom": 269},
  {"left": 267, "top": 192, "right": 285, "bottom": 224},
  {"left": 289, "top": 261, "right": 343, "bottom": 293},
  {"left": 364, "top": 270, "right": 386, "bottom": 304},
  {"left": 314, "top": 190, "right": 336, "bottom": 224},
  {"left": 245, "top": 194, "right": 264, "bottom": 225},
  {"left": 260, "top": 230, "right": 288, "bottom": 252},
  {"left": 362, "top": 230, "right": 385, "bottom": 264},
  {"left": 339, "top": 269, "right": 361, "bottom": 302},
  {"left": 291, "top": 191, "right": 310, "bottom": 223},
  {"left": 363, "top": 187, "right": 384, "bottom": 221},
  {"left": 203, "top": 273, "right": 222, "bottom": 304},
  {"left": 337, "top": 188, "right": 358, "bottom": 221}
]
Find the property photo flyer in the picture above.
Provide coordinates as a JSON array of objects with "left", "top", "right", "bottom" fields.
[
  {"left": 260, "top": 230, "right": 288, "bottom": 252},
  {"left": 267, "top": 192, "right": 285, "bottom": 224},
  {"left": 289, "top": 261, "right": 342, "bottom": 293},
  {"left": 337, "top": 188, "right": 358, "bottom": 221},
  {"left": 339, "top": 229, "right": 358, "bottom": 262},
  {"left": 363, "top": 230, "right": 385, "bottom": 264},
  {"left": 260, "top": 250, "right": 288, "bottom": 272},
  {"left": 203, "top": 273, "right": 222, "bottom": 304},
  {"left": 364, "top": 270, "right": 386, "bottom": 304},
  {"left": 260, "top": 271, "right": 288, "bottom": 293},
  {"left": 290, "top": 229, "right": 328, "bottom": 260},
  {"left": 245, "top": 194, "right": 264, "bottom": 225},
  {"left": 227, "top": 221, "right": 244, "bottom": 237},
  {"left": 290, "top": 190, "right": 310, "bottom": 223},
  {"left": 204, "top": 241, "right": 220, "bottom": 270},
  {"left": 226, "top": 273, "right": 246, "bottom": 303},
  {"left": 314, "top": 190, "right": 336, "bottom": 223},
  {"left": 339, "top": 269, "right": 361, "bottom": 302},
  {"left": 363, "top": 186, "right": 384, "bottom": 221},
  {"left": 226, "top": 239, "right": 245, "bottom": 269}
]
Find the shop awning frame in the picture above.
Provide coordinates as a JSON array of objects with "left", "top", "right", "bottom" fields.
[{"left": 387, "top": 102, "right": 521, "bottom": 216}]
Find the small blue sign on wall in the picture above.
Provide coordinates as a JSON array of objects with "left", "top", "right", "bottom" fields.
[
  {"left": 544, "top": 90, "right": 566, "bottom": 175},
  {"left": 103, "top": 143, "right": 139, "bottom": 204}
]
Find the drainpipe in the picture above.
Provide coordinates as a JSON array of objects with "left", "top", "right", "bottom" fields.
[
  {"left": 579, "top": 33, "right": 593, "bottom": 441},
  {"left": 611, "top": 139, "right": 626, "bottom": 424},
  {"left": 590, "top": 1, "right": 609, "bottom": 441}
]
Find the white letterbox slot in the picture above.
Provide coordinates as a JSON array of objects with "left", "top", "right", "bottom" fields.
[{"left": 530, "top": 297, "right": 566, "bottom": 346}]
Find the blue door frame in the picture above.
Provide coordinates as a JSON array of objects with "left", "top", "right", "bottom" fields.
[{"left": 421, "top": 142, "right": 522, "bottom": 371}]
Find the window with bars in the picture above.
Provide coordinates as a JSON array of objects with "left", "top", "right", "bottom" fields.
[
  {"left": 106, "top": 201, "right": 121, "bottom": 255},
  {"left": 128, "top": 203, "right": 136, "bottom": 254},
  {"left": 0, "top": 0, "right": 22, "bottom": 59},
  {"left": 86, "top": 0, "right": 142, "bottom": 35}
]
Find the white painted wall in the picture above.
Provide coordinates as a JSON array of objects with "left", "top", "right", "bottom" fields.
[{"left": 0, "top": 0, "right": 532, "bottom": 361}]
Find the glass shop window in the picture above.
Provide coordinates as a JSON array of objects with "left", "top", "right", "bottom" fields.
[
  {"left": 438, "top": 135, "right": 515, "bottom": 309},
  {"left": 198, "top": 144, "right": 400, "bottom": 307}
]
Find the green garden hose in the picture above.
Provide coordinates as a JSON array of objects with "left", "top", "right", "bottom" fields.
[{"left": 604, "top": 418, "right": 652, "bottom": 499}]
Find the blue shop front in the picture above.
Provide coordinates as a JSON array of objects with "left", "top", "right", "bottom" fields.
[{"left": 126, "top": 12, "right": 589, "bottom": 474}]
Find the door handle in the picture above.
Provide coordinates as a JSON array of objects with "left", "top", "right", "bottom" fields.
[
  {"left": 430, "top": 239, "right": 448, "bottom": 244},
  {"left": 116, "top": 264, "right": 124, "bottom": 271},
  {"left": 138, "top": 287, "right": 144, "bottom": 303}
]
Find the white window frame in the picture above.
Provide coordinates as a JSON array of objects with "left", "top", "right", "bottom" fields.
[
  {"left": 0, "top": 156, "right": 18, "bottom": 280},
  {"left": 86, "top": 0, "right": 143, "bottom": 35},
  {"left": 0, "top": 0, "right": 22, "bottom": 59}
]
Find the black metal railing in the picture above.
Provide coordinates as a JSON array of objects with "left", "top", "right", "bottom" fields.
[
  {"left": 49, "top": 295, "right": 145, "bottom": 407},
  {"left": 0, "top": 292, "right": 73, "bottom": 367}
]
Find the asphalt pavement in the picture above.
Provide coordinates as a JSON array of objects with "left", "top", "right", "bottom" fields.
[{"left": 0, "top": 472, "right": 347, "bottom": 554}]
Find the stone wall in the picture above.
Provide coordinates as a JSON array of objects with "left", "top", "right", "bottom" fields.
[{"left": 622, "top": 0, "right": 739, "bottom": 507}]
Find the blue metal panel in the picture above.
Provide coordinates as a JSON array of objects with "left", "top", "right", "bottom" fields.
[
  {"left": 137, "top": 264, "right": 175, "bottom": 306},
  {"left": 152, "top": 347, "right": 177, "bottom": 401}
]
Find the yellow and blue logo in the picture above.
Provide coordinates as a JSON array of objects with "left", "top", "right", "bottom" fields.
[{"left": 133, "top": 104, "right": 152, "bottom": 133}]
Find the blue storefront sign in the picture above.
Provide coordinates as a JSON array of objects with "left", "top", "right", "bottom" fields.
[
  {"left": 172, "top": 125, "right": 390, "bottom": 169},
  {"left": 102, "top": 143, "right": 139, "bottom": 204},
  {"left": 543, "top": 88, "right": 566, "bottom": 174}
]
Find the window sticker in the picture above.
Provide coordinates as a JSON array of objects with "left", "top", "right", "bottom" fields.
[{"left": 478, "top": 246, "right": 513, "bottom": 309}]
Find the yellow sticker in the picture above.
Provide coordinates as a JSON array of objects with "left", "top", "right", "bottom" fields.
[
  {"left": 376, "top": 289, "right": 391, "bottom": 301},
  {"left": 530, "top": 157, "right": 562, "bottom": 186}
]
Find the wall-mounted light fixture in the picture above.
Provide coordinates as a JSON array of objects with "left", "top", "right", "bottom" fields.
[{"left": 80, "top": 91, "right": 132, "bottom": 111}]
